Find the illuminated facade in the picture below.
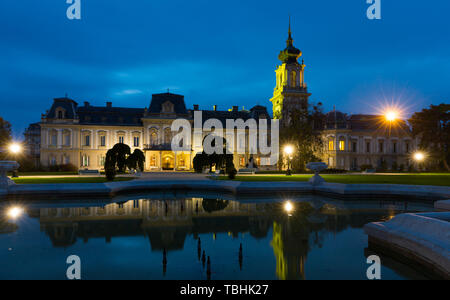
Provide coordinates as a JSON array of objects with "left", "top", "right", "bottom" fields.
[
  {"left": 320, "top": 111, "right": 418, "bottom": 170},
  {"left": 39, "top": 93, "right": 271, "bottom": 171}
]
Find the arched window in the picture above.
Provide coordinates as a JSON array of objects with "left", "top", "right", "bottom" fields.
[
  {"left": 149, "top": 128, "right": 158, "bottom": 145},
  {"left": 164, "top": 128, "right": 172, "bottom": 144},
  {"left": 50, "top": 130, "right": 58, "bottom": 146},
  {"left": 290, "top": 71, "right": 296, "bottom": 87},
  {"left": 62, "top": 130, "right": 71, "bottom": 146}
]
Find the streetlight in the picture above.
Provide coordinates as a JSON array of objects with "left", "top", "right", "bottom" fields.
[
  {"left": 413, "top": 151, "right": 426, "bottom": 172},
  {"left": 413, "top": 152, "right": 425, "bottom": 162},
  {"left": 385, "top": 111, "right": 398, "bottom": 122},
  {"left": 8, "top": 142, "right": 22, "bottom": 178},
  {"left": 284, "top": 201, "right": 294, "bottom": 216},
  {"left": 8, "top": 143, "right": 22, "bottom": 154},
  {"left": 284, "top": 145, "right": 294, "bottom": 176}
]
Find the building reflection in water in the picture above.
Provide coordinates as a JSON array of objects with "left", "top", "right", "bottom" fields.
[{"left": 18, "top": 197, "right": 409, "bottom": 280}]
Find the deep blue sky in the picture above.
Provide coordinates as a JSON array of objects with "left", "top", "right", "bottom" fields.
[{"left": 1, "top": 0, "right": 449, "bottom": 137}]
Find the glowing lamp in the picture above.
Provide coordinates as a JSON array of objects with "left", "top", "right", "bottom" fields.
[
  {"left": 284, "top": 201, "right": 294, "bottom": 215},
  {"left": 8, "top": 143, "right": 22, "bottom": 154},
  {"left": 413, "top": 152, "right": 425, "bottom": 162}
]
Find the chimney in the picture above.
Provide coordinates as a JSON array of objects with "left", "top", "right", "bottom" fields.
[
  {"left": 193, "top": 104, "right": 199, "bottom": 111},
  {"left": 106, "top": 102, "right": 112, "bottom": 108},
  {"left": 232, "top": 106, "right": 238, "bottom": 112},
  {"left": 213, "top": 105, "right": 217, "bottom": 111},
  {"left": 84, "top": 101, "right": 90, "bottom": 107}
]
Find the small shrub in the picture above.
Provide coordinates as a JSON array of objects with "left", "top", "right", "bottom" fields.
[{"left": 359, "top": 164, "right": 373, "bottom": 171}]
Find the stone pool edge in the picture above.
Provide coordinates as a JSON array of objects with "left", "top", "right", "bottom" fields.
[
  {"left": 364, "top": 212, "right": 450, "bottom": 279},
  {"left": 1, "top": 180, "right": 449, "bottom": 201}
]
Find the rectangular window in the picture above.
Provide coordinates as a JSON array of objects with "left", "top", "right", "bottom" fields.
[
  {"left": 328, "top": 140, "right": 334, "bottom": 151},
  {"left": 133, "top": 200, "right": 139, "bottom": 209},
  {"left": 82, "top": 155, "right": 89, "bottom": 167},
  {"left": 352, "top": 142, "right": 357, "bottom": 153},
  {"left": 150, "top": 155, "right": 157, "bottom": 167},
  {"left": 119, "top": 136, "right": 124, "bottom": 144},
  {"left": 339, "top": 141, "right": 345, "bottom": 151},
  {"left": 51, "top": 134, "right": 57, "bottom": 146},
  {"left": 85, "top": 135, "right": 90, "bottom": 147},
  {"left": 100, "top": 156, "right": 105, "bottom": 167},
  {"left": 64, "top": 134, "right": 70, "bottom": 146},
  {"left": 366, "top": 142, "right": 371, "bottom": 153},
  {"left": 379, "top": 141, "right": 384, "bottom": 153},
  {"left": 393, "top": 142, "right": 397, "bottom": 153},
  {"left": 134, "top": 136, "right": 140, "bottom": 147},
  {"left": 100, "top": 136, "right": 106, "bottom": 147},
  {"left": 405, "top": 142, "right": 410, "bottom": 153},
  {"left": 239, "top": 156, "right": 245, "bottom": 167}
]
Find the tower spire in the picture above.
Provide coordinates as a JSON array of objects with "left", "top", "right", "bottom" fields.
[{"left": 287, "top": 16, "right": 293, "bottom": 47}]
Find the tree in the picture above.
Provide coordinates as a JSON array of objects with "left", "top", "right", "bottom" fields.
[
  {"left": 126, "top": 149, "right": 145, "bottom": 171},
  {"left": 280, "top": 103, "right": 325, "bottom": 172},
  {"left": 0, "top": 117, "right": 12, "bottom": 159},
  {"left": 105, "top": 149, "right": 117, "bottom": 181},
  {"left": 111, "top": 143, "right": 131, "bottom": 173},
  {"left": 408, "top": 104, "right": 450, "bottom": 171},
  {"left": 193, "top": 152, "right": 207, "bottom": 173},
  {"left": 104, "top": 143, "right": 142, "bottom": 181}
]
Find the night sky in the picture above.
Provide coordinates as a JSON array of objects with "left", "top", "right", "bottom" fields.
[{"left": 1, "top": 0, "right": 449, "bottom": 138}]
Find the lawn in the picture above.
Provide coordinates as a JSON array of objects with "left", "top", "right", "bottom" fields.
[
  {"left": 11, "top": 177, "right": 135, "bottom": 184},
  {"left": 216, "top": 173, "right": 450, "bottom": 186},
  {"left": 8, "top": 171, "right": 79, "bottom": 176}
]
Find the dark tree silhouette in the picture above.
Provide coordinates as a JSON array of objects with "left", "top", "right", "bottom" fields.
[{"left": 408, "top": 103, "right": 450, "bottom": 171}]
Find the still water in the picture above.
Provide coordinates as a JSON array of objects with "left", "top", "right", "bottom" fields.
[{"left": 0, "top": 194, "right": 434, "bottom": 280}]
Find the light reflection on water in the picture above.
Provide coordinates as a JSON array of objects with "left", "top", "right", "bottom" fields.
[{"left": 0, "top": 195, "right": 435, "bottom": 280}]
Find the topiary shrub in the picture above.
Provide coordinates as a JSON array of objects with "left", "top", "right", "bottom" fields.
[{"left": 105, "top": 149, "right": 117, "bottom": 181}]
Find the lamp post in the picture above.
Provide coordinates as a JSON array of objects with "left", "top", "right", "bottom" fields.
[
  {"left": 284, "top": 145, "right": 294, "bottom": 176},
  {"left": 8, "top": 143, "right": 22, "bottom": 178},
  {"left": 413, "top": 151, "right": 425, "bottom": 172}
]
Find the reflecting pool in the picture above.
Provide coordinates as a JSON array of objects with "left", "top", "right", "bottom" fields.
[{"left": 0, "top": 194, "right": 435, "bottom": 280}]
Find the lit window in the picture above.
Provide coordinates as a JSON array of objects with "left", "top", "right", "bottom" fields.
[
  {"left": 150, "top": 155, "right": 157, "bottom": 167},
  {"left": 100, "top": 156, "right": 105, "bottom": 167},
  {"left": 328, "top": 140, "right": 334, "bottom": 151},
  {"left": 82, "top": 155, "right": 89, "bottom": 167},
  {"left": 100, "top": 135, "right": 106, "bottom": 147},
  {"left": 339, "top": 140, "right": 345, "bottom": 151}
]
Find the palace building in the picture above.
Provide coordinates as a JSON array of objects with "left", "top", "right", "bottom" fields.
[
  {"left": 39, "top": 93, "right": 271, "bottom": 172},
  {"left": 36, "top": 22, "right": 417, "bottom": 172}
]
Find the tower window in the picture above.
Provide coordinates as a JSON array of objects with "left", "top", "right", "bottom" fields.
[{"left": 290, "top": 71, "right": 296, "bottom": 87}]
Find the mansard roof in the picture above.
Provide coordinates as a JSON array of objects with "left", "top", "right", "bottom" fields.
[
  {"left": 46, "top": 97, "right": 78, "bottom": 119},
  {"left": 148, "top": 93, "right": 188, "bottom": 115},
  {"left": 324, "top": 112, "right": 411, "bottom": 136},
  {"left": 77, "top": 105, "right": 145, "bottom": 126},
  {"left": 195, "top": 105, "right": 271, "bottom": 127}
]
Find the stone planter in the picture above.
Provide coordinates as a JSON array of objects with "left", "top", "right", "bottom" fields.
[
  {"left": 0, "top": 161, "right": 20, "bottom": 189},
  {"left": 306, "top": 162, "right": 327, "bottom": 186}
]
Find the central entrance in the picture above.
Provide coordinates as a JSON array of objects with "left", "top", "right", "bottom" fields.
[{"left": 162, "top": 154, "right": 174, "bottom": 170}]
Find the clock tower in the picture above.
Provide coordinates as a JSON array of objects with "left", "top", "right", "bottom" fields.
[{"left": 270, "top": 19, "right": 311, "bottom": 127}]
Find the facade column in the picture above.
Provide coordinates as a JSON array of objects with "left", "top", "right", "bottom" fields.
[
  {"left": 174, "top": 152, "right": 177, "bottom": 171},
  {"left": 57, "top": 129, "right": 62, "bottom": 149}
]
